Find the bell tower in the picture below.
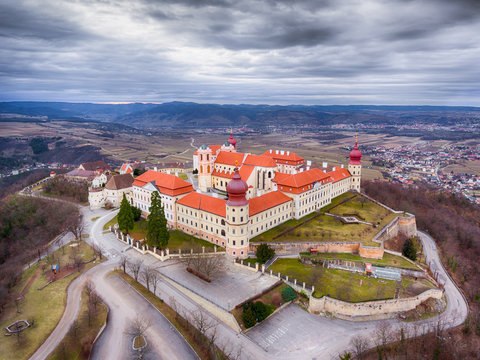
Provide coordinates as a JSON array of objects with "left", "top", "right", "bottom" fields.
[
  {"left": 225, "top": 168, "right": 249, "bottom": 258},
  {"left": 197, "top": 144, "right": 213, "bottom": 192},
  {"left": 348, "top": 134, "right": 362, "bottom": 192}
]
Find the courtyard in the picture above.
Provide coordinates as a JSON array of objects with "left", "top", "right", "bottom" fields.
[
  {"left": 251, "top": 192, "right": 397, "bottom": 246},
  {"left": 155, "top": 258, "right": 279, "bottom": 311}
]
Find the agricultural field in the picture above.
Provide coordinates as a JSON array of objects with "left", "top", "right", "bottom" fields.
[{"left": 269, "top": 258, "right": 435, "bottom": 302}]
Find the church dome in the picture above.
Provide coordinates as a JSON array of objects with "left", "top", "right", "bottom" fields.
[
  {"left": 228, "top": 133, "right": 237, "bottom": 148},
  {"left": 349, "top": 137, "right": 362, "bottom": 165},
  {"left": 227, "top": 168, "right": 248, "bottom": 206}
]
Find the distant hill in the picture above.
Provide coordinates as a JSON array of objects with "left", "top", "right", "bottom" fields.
[
  {"left": 1, "top": 101, "right": 479, "bottom": 129},
  {"left": 0, "top": 101, "right": 157, "bottom": 122}
]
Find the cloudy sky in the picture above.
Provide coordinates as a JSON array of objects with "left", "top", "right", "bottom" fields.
[{"left": 1, "top": 0, "right": 480, "bottom": 105}]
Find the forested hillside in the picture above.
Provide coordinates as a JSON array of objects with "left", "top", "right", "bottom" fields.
[
  {"left": 364, "top": 181, "right": 480, "bottom": 357},
  {"left": 0, "top": 196, "right": 79, "bottom": 313}
]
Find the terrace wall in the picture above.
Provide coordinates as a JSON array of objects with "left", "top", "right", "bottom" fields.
[
  {"left": 309, "top": 288, "right": 443, "bottom": 321},
  {"left": 249, "top": 241, "right": 384, "bottom": 259}
]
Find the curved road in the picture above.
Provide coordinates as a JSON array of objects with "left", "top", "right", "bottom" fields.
[
  {"left": 30, "top": 207, "right": 468, "bottom": 360},
  {"left": 30, "top": 209, "right": 198, "bottom": 360}
]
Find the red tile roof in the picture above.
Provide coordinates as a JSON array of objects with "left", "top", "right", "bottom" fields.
[
  {"left": 120, "top": 163, "right": 133, "bottom": 174},
  {"left": 243, "top": 154, "right": 277, "bottom": 168},
  {"left": 133, "top": 170, "right": 193, "bottom": 196},
  {"left": 212, "top": 169, "right": 234, "bottom": 179},
  {"left": 177, "top": 192, "right": 226, "bottom": 217},
  {"left": 326, "top": 168, "right": 351, "bottom": 182},
  {"left": 239, "top": 164, "right": 255, "bottom": 180},
  {"left": 273, "top": 168, "right": 331, "bottom": 189},
  {"left": 215, "top": 151, "right": 245, "bottom": 166},
  {"left": 249, "top": 191, "right": 292, "bottom": 216},
  {"left": 263, "top": 150, "right": 304, "bottom": 165}
]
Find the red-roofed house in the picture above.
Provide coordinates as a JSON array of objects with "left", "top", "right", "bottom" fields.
[{"left": 132, "top": 170, "right": 194, "bottom": 226}]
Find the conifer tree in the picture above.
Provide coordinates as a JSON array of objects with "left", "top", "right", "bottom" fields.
[
  {"left": 147, "top": 191, "right": 169, "bottom": 248},
  {"left": 118, "top": 194, "right": 134, "bottom": 234}
]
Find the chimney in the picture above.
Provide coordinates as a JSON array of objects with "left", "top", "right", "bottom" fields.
[
  {"left": 287, "top": 151, "right": 290, "bottom": 156},
  {"left": 322, "top": 162, "right": 327, "bottom": 168},
  {"left": 275, "top": 150, "right": 279, "bottom": 155},
  {"left": 307, "top": 160, "right": 312, "bottom": 167},
  {"left": 280, "top": 150, "right": 285, "bottom": 155},
  {"left": 306, "top": 166, "right": 310, "bottom": 171},
  {"left": 269, "top": 149, "right": 273, "bottom": 154},
  {"left": 332, "top": 167, "right": 336, "bottom": 171},
  {"left": 323, "top": 170, "right": 326, "bottom": 173},
  {"left": 341, "top": 164, "right": 344, "bottom": 169},
  {"left": 300, "top": 168, "right": 304, "bottom": 172},
  {"left": 154, "top": 166, "right": 158, "bottom": 172}
]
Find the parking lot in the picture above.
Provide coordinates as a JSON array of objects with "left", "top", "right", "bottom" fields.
[{"left": 156, "top": 258, "right": 279, "bottom": 310}]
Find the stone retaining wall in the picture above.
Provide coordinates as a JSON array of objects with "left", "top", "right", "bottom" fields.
[{"left": 309, "top": 288, "right": 443, "bottom": 321}]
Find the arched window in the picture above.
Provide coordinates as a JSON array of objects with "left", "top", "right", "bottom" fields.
[
  {"left": 221, "top": 219, "right": 225, "bottom": 225},
  {"left": 268, "top": 171, "right": 272, "bottom": 178},
  {"left": 221, "top": 229, "right": 226, "bottom": 236}
]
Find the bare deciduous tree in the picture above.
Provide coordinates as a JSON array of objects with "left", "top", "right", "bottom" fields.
[
  {"left": 125, "top": 313, "right": 152, "bottom": 337},
  {"left": 141, "top": 265, "right": 157, "bottom": 292},
  {"left": 350, "top": 335, "right": 370, "bottom": 360},
  {"left": 128, "top": 258, "right": 143, "bottom": 281},
  {"left": 182, "top": 254, "right": 225, "bottom": 279},
  {"left": 92, "top": 243, "right": 103, "bottom": 260},
  {"left": 66, "top": 215, "right": 84, "bottom": 241},
  {"left": 69, "top": 319, "right": 80, "bottom": 339},
  {"left": 119, "top": 254, "right": 128, "bottom": 273}
]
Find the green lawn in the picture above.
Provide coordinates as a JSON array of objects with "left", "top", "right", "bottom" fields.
[
  {"left": 251, "top": 192, "right": 397, "bottom": 246},
  {"left": 110, "top": 216, "right": 220, "bottom": 251},
  {"left": 270, "top": 258, "right": 435, "bottom": 302},
  {"left": 0, "top": 242, "right": 100, "bottom": 360},
  {"left": 329, "top": 193, "right": 397, "bottom": 229},
  {"left": 102, "top": 214, "right": 118, "bottom": 230},
  {"left": 303, "top": 252, "right": 419, "bottom": 270},
  {"left": 178, "top": 173, "right": 188, "bottom": 180}
]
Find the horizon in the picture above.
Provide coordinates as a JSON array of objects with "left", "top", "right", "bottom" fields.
[
  {"left": 1, "top": 1, "right": 480, "bottom": 106},
  {"left": 2, "top": 99, "right": 480, "bottom": 109}
]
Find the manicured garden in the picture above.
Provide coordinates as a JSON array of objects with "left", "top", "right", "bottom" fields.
[
  {"left": 251, "top": 192, "right": 397, "bottom": 246},
  {"left": 269, "top": 258, "right": 435, "bottom": 302},
  {"left": 0, "top": 241, "right": 100, "bottom": 360}
]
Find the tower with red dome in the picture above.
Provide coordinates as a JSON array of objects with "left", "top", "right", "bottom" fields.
[
  {"left": 225, "top": 167, "right": 249, "bottom": 258},
  {"left": 348, "top": 134, "right": 362, "bottom": 192},
  {"left": 227, "top": 130, "right": 237, "bottom": 149}
]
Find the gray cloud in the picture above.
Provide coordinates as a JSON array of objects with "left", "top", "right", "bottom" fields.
[{"left": 0, "top": 0, "right": 479, "bottom": 105}]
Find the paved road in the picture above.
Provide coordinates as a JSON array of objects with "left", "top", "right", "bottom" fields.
[{"left": 30, "top": 201, "right": 468, "bottom": 360}]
